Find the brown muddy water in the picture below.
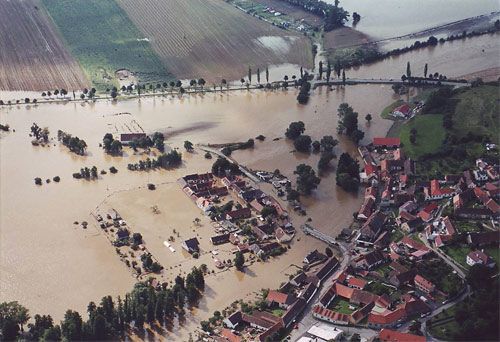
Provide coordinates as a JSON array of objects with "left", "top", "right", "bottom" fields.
[
  {"left": 0, "top": 85, "right": 393, "bottom": 326},
  {"left": 347, "top": 33, "right": 500, "bottom": 80}
]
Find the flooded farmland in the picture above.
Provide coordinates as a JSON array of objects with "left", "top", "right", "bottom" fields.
[{"left": 0, "top": 84, "right": 393, "bottom": 326}]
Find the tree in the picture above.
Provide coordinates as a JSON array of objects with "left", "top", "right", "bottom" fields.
[
  {"left": 61, "top": 310, "right": 83, "bottom": 340},
  {"left": 406, "top": 61, "right": 412, "bottom": 79},
  {"left": 285, "top": 121, "right": 305, "bottom": 140},
  {"left": 326, "top": 61, "right": 331, "bottom": 83},
  {"left": 320, "top": 135, "right": 338, "bottom": 152},
  {"left": 234, "top": 252, "right": 245, "bottom": 270},
  {"left": 342, "top": 69, "right": 346, "bottom": 86},
  {"left": 248, "top": 67, "right": 252, "bottom": 84},
  {"left": 184, "top": 140, "right": 193, "bottom": 151},
  {"left": 293, "top": 135, "right": 312, "bottom": 152},
  {"left": 257, "top": 68, "right": 261, "bottom": 84},
  {"left": 318, "top": 61, "right": 323, "bottom": 80},
  {"left": 365, "top": 113, "right": 372, "bottom": 123},
  {"left": 312, "top": 140, "right": 321, "bottom": 153},
  {"left": 337, "top": 103, "right": 364, "bottom": 144},
  {"left": 261, "top": 206, "right": 277, "bottom": 218},
  {"left": 336, "top": 153, "right": 360, "bottom": 192},
  {"left": 265, "top": 66, "right": 269, "bottom": 83},
  {"left": 318, "top": 151, "right": 335, "bottom": 171},
  {"left": 424, "top": 63, "right": 428, "bottom": 78},
  {"left": 287, "top": 188, "right": 300, "bottom": 201},
  {"left": 294, "top": 164, "right": 320, "bottom": 195}
]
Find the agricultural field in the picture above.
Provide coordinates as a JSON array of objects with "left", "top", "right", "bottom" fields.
[
  {"left": 41, "top": 0, "right": 171, "bottom": 90},
  {"left": 451, "top": 85, "right": 499, "bottom": 144},
  {"left": 117, "top": 0, "right": 313, "bottom": 82},
  {"left": 0, "top": 0, "right": 88, "bottom": 91},
  {"left": 400, "top": 114, "right": 445, "bottom": 158}
]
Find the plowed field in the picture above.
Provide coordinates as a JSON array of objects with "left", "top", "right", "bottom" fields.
[
  {"left": 0, "top": 0, "right": 88, "bottom": 91},
  {"left": 117, "top": 0, "right": 313, "bottom": 82}
]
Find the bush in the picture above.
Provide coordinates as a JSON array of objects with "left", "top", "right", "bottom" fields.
[
  {"left": 109, "top": 166, "right": 118, "bottom": 174},
  {"left": 293, "top": 135, "right": 312, "bottom": 152},
  {"left": 204, "top": 152, "right": 212, "bottom": 159},
  {"left": 53, "top": 176, "right": 61, "bottom": 182},
  {"left": 34, "top": 177, "right": 42, "bottom": 185},
  {"left": 147, "top": 183, "right": 156, "bottom": 190}
]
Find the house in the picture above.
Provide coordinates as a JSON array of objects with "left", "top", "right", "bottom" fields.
[
  {"left": 116, "top": 228, "right": 130, "bottom": 240},
  {"left": 219, "top": 328, "right": 242, "bottom": 342},
  {"left": 275, "top": 227, "right": 293, "bottom": 243},
  {"left": 182, "top": 237, "right": 200, "bottom": 254},
  {"left": 358, "top": 197, "right": 375, "bottom": 220},
  {"left": 307, "top": 324, "right": 344, "bottom": 341},
  {"left": 455, "top": 207, "right": 494, "bottom": 219},
  {"left": 226, "top": 207, "right": 251, "bottom": 221},
  {"left": 417, "top": 202, "right": 438, "bottom": 222},
  {"left": 466, "top": 250, "right": 496, "bottom": 268},
  {"left": 401, "top": 217, "right": 423, "bottom": 233},
  {"left": 367, "top": 308, "right": 406, "bottom": 328},
  {"left": 303, "top": 250, "right": 327, "bottom": 264},
  {"left": 211, "top": 233, "right": 230, "bottom": 245},
  {"left": 313, "top": 257, "right": 340, "bottom": 282},
  {"left": 352, "top": 250, "right": 386, "bottom": 270},
  {"left": 399, "top": 201, "right": 418, "bottom": 214},
  {"left": 424, "top": 179, "right": 456, "bottom": 200},
  {"left": 373, "top": 137, "right": 401, "bottom": 148},
  {"left": 347, "top": 276, "right": 367, "bottom": 290},
  {"left": 389, "top": 269, "right": 416, "bottom": 288},
  {"left": 467, "top": 231, "right": 500, "bottom": 246},
  {"left": 223, "top": 311, "right": 242, "bottom": 329},
  {"left": 298, "top": 282, "right": 317, "bottom": 303},
  {"left": 119, "top": 132, "right": 146, "bottom": 145},
  {"left": 379, "top": 329, "right": 426, "bottom": 342},
  {"left": 266, "top": 290, "right": 297, "bottom": 309},
  {"left": 281, "top": 298, "right": 307, "bottom": 328},
  {"left": 391, "top": 103, "right": 411, "bottom": 118},
  {"left": 358, "top": 211, "right": 387, "bottom": 243},
  {"left": 414, "top": 274, "right": 435, "bottom": 294}
]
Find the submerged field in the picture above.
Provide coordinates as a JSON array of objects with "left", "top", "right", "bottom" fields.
[
  {"left": 117, "top": 0, "right": 313, "bottom": 82},
  {"left": 41, "top": 0, "right": 172, "bottom": 90},
  {"left": 0, "top": 0, "right": 88, "bottom": 91}
]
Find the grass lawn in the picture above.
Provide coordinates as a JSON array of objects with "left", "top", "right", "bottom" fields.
[
  {"left": 380, "top": 100, "right": 405, "bottom": 119},
  {"left": 454, "top": 221, "right": 482, "bottom": 233},
  {"left": 429, "top": 305, "right": 460, "bottom": 340},
  {"left": 400, "top": 114, "right": 445, "bottom": 158},
  {"left": 271, "top": 308, "right": 285, "bottom": 317},
  {"left": 442, "top": 245, "right": 471, "bottom": 269},
  {"left": 483, "top": 247, "right": 500, "bottom": 266},
  {"left": 390, "top": 228, "right": 404, "bottom": 242},
  {"left": 328, "top": 297, "right": 356, "bottom": 315},
  {"left": 42, "top": 0, "right": 171, "bottom": 90},
  {"left": 452, "top": 85, "right": 499, "bottom": 145},
  {"left": 375, "top": 264, "right": 392, "bottom": 278}
]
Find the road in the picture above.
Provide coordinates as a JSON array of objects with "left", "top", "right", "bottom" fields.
[{"left": 312, "top": 77, "right": 469, "bottom": 89}]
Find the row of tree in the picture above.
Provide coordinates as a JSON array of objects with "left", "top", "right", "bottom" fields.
[
  {"left": 127, "top": 150, "right": 182, "bottom": 171},
  {"left": 0, "top": 267, "right": 206, "bottom": 341},
  {"left": 337, "top": 103, "right": 365, "bottom": 144}
]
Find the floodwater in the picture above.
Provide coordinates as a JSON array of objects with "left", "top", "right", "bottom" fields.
[
  {"left": 0, "top": 85, "right": 394, "bottom": 325},
  {"left": 347, "top": 33, "right": 500, "bottom": 81},
  {"left": 328, "top": 0, "right": 500, "bottom": 39}
]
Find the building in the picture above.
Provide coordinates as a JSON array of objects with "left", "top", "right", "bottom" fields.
[
  {"left": 307, "top": 324, "right": 344, "bottom": 341},
  {"left": 424, "top": 179, "right": 456, "bottom": 200},
  {"left": 266, "top": 290, "right": 297, "bottom": 309},
  {"left": 414, "top": 274, "right": 435, "bottom": 294},
  {"left": 466, "top": 250, "right": 496, "bottom": 268},
  {"left": 223, "top": 311, "right": 242, "bottom": 329},
  {"left": 379, "top": 329, "right": 426, "bottom": 342},
  {"left": 358, "top": 211, "right": 387, "bottom": 243},
  {"left": 304, "top": 250, "right": 327, "bottom": 264},
  {"left": 467, "top": 231, "right": 500, "bottom": 246},
  {"left": 391, "top": 103, "right": 411, "bottom": 118},
  {"left": 352, "top": 250, "right": 386, "bottom": 270},
  {"left": 211, "top": 233, "right": 230, "bottom": 245},
  {"left": 358, "top": 197, "right": 375, "bottom": 220},
  {"left": 373, "top": 137, "right": 401, "bottom": 148},
  {"left": 182, "top": 237, "right": 200, "bottom": 254},
  {"left": 226, "top": 207, "right": 251, "bottom": 221},
  {"left": 119, "top": 132, "right": 146, "bottom": 145}
]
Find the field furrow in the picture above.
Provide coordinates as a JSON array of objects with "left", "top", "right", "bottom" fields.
[
  {"left": 0, "top": 0, "right": 89, "bottom": 92},
  {"left": 117, "top": 0, "right": 313, "bottom": 82}
]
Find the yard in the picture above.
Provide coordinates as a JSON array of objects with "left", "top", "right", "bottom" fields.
[
  {"left": 380, "top": 100, "right": 405, "bottom": 120},
  {"left": 400, "top": 114, "right": 445, "bottom": 158},
  {"left": 328, "top": 297, "right": 356, "bottom": 315},
  {"left": 442, "top": 245, "right": 471, "bottom": 269},
  {"left": 428, "top": 305, "right": 460, "bottom": 340},
  {"left": 454, "top": 220, "right": 483, "bottom": 234}
]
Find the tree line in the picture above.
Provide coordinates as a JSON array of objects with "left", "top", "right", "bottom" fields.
[{"left": 0, "top": 267, "right": 206, "bottom": 341}]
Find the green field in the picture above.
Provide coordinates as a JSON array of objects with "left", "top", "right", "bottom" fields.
[
  {"left": 429, "top": 305, "right": 460, "bottom": 340},
  {"left": 451, "top": 85, "right": 499, "bottom": 145},
  {"left": 400, "top": 114, "right": 445, "bottom": 158},
  {"left": 328, "top": 298, "right": 356, "bottom": 314},
  {"left": 442, "top": 245, "right": 471, "bottom": 269},
  {"left": 42, "top": 0, "right": 171, "bottom": 90}
]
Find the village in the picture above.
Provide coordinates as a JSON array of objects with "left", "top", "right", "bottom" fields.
[{"left": 204, "top": 114, "right": 499, "bottom": 341}]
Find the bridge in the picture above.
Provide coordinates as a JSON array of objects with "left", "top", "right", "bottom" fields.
[{"left": 301, "top": 224, "right": 337, "bottom": 246}]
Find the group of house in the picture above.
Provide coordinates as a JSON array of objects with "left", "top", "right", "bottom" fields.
[
  {"left": 218, "top": 255, "right": 339, "bottom": 342},
  {"left": 179, "top": 172, "right": 295, "bottom": 263},
  {"left": 312, "top": 260, "right": 432, "bottom": 330}
]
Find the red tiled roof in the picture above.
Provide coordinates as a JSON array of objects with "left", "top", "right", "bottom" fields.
[
  {"left": 373, "top": 137, "right": 401, "bottom": 147},
  {"left": 266, "top": 290, "right": 294, "bottom": 305},
  {"left": 368, "top": 308, "right": 405, "bottom": 325},
  {"left": 414, "top": 274, "right": 434, "bottom": 292},
  {"left": 379, "top": 329, "right": 426, "bottom": 342},
  {"left": 221, "top": 328, "right": 242, "bottom": 342},
  {"left": 467, "top": 250, "right": 492, "bottom": 264},
  {"left": 392, "top": 104, "right": 411, "bottom": 115},
  {"left": 365, "top": 163, "right": 377, "bottom": 175},
  {"left": 348, "top": 277, "right": 367, "bottom": 289}
]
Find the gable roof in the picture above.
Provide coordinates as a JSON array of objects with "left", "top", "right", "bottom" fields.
[
  {"left": 373, "top": 137, "right": 401, "bottom": 147},
  {"left": 266, "top": 290, "right": 296, "bottom": 306},
  {"left": 379, "top": 329, "right": 426, "bottom": 342}
]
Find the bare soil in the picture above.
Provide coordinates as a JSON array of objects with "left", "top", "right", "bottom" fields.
[{"left": 0, "top": 0, "right": 88, "bottom": 91}]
